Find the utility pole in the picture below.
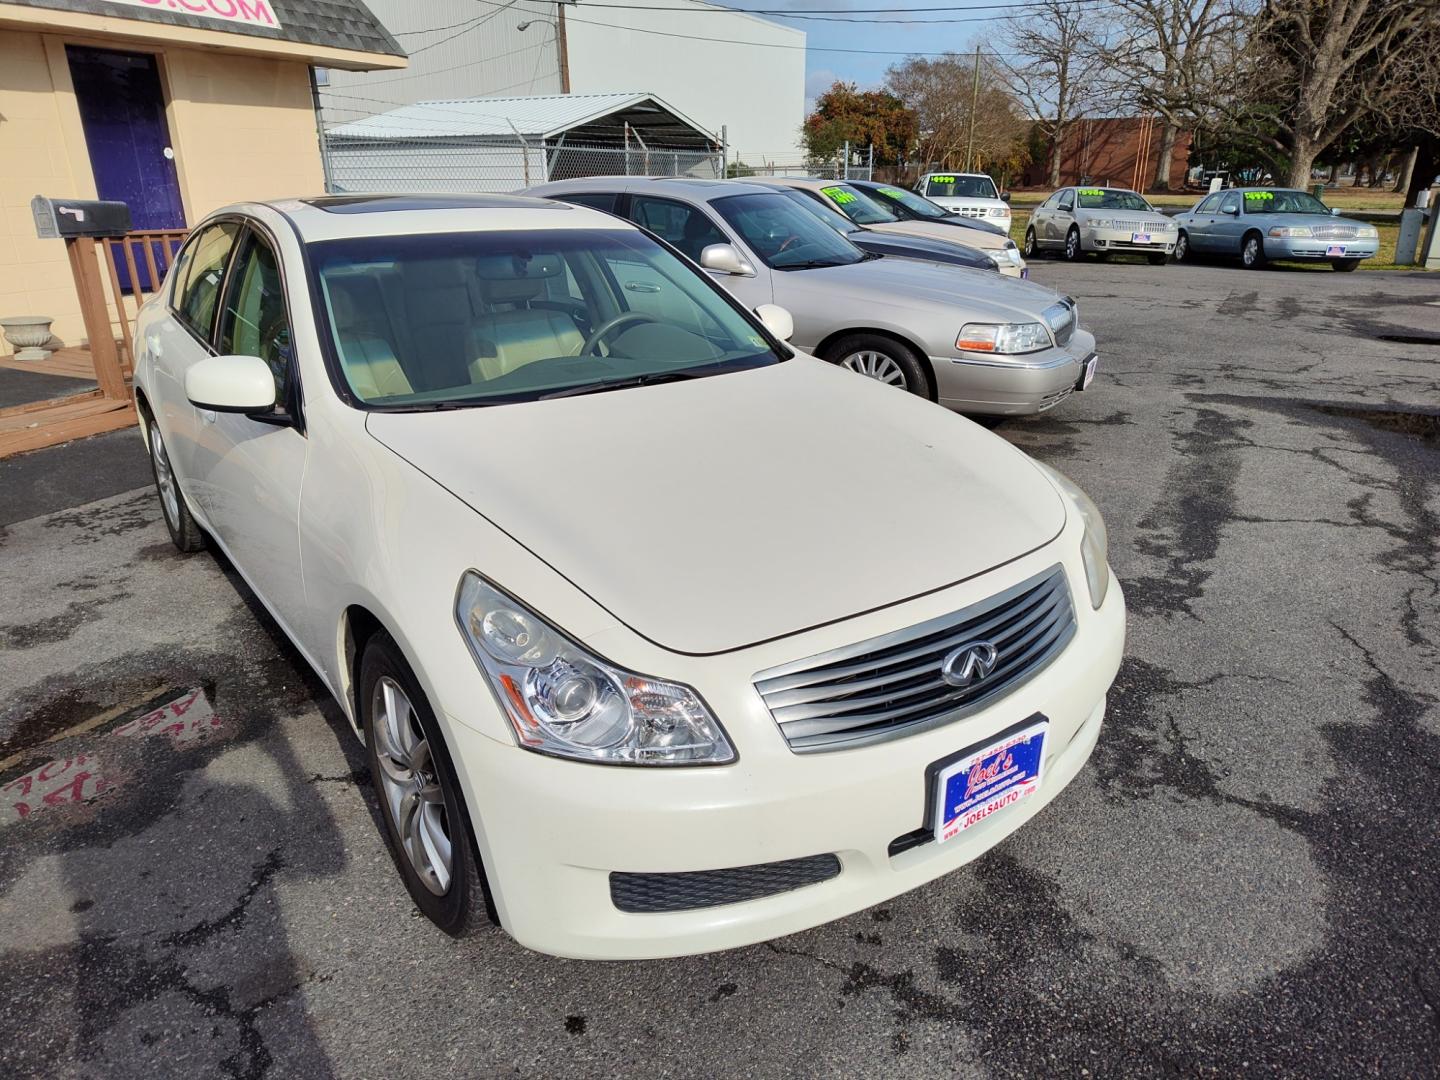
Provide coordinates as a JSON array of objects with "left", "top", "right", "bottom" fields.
[
  {"left": 556, "top": 1, "right": 571, "bottom": 94},
  {"left": 964, "top": 45, "right": 981, "bottom": 173}
]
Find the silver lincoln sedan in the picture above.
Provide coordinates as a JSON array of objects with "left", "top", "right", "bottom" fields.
[
  {"left": 524, "top": 177, "right": 1096, "bottom": 415},
  {"left": 1172, "top": 188, "right": 1379, "bottom": 270},
  {"left": 1026, "top": 187, "right": 1177, "bottom": 264}
]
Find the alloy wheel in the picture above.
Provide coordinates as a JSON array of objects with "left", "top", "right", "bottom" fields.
[
  {"left": 1024, "top": 228, "right": 1037, "bottom": 257},
  {"left": 149, "top": 424, "right": 180, "bottom": 529},
  {"left": 372, "top": 676, "right": 452, "bottom": 895},
  {"left": 1065, "top": 230, "right": 1079, "bottom": 260},
  {"left": 1174, "top": 233, "right": 1189, "bottom": 261},
  {"left": 840, "top": 349, "right": 907, "bottom": 388},
  {"left": 1242, "top": 236, "right": 1261, "bottom": 267}
]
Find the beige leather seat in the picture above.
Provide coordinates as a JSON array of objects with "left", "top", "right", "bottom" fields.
[
  {"left": 469, "top": 255, "right": 584, "bottom": 383},
  {"left": 326, "top": 278, "right": 413, "bottom": 400}
]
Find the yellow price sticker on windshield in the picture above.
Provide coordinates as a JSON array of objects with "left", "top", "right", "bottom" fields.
[
  {"left": 1078, "top": 188, "right": 1104, "bottom": 196},
  {"left": 879, "top": 187, "right": 906, "bottom": 198},
  {"left": 1244, "top": 190, "right": 1274, "bottom": 200},
  {"left": 930, "top": 175, "right": 956, "bottom": 183},
  {"left": 822, "top": 186, "right": 856, "bottom": 204}
]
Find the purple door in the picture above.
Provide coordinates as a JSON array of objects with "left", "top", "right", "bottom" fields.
[{"left": 67, "top": 46, "right": 186, "bottom": 289}]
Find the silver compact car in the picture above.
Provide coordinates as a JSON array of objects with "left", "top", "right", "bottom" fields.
[
  {"left": 1026, "top": 187, "right": 1176, "bottom": 264},
  {"left": 1172, "top": 188, "right": 1379, "bottom": 270},
  {"left": 525, "top": 177, "right": 1096, "bottom": 415}
]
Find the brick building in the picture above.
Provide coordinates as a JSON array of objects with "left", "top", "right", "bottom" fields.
[{"left": 1021, "top": 116, "right": 1193, "bottom": 192}]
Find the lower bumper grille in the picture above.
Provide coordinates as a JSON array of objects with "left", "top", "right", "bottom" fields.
[
  {"left": 754, "top": 565, "right": 1076, "bottom": 752},
  {"left": 610, "top": 855, "right": 841, "bottom": 913}
]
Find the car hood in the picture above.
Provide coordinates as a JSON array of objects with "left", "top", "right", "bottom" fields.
[
  {"left": 867, "top": 219, "right": 1011, "bottom": 251},
  {"left": 788, "top": 256, "right": 1062, "bottom": 322},
  {"left": 366, "top": 359, "right": 1065, "bottom": 655}
]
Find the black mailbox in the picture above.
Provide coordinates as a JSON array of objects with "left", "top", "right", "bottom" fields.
[{"left": 32, "top": 196, "right": 133, "bottom": 239}]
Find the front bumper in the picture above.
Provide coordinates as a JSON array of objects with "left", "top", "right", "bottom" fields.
[
  {"left": 932, "top": 328, "right": 1097, "bottom": 415},
  {"left": 1081, "top": 226, "right": 1175, "bottom": 254},
  {"left": 1263, "top": 237, "right": 1377, "bottom": 261},
  {"left": 443, "top": 546, "right": 1125, "bottom": 959}
]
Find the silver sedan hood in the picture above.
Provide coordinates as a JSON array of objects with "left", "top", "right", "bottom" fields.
[
  {"left": 367, "top": 358, "right": 1065, "bottom": 655},
  {"left": 788, "top": 257, "right": 1064, "bottom": 324}
]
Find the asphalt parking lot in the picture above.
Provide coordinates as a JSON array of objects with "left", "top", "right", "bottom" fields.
[{"left": 2, "top": 260, "right": 1437, "bottom": 1078}]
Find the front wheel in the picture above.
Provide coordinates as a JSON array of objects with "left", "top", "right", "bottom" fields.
[
  {"left": 1023, "top": 227, "right": 1038, "bottom": 257},
  {"left": 140, "top": 404, "right": 205, "bottom": 553},
  {"left": 361, "top": 631, "right": 493, "bottom": 938},
  {"left": 1240, "top": 232, "right": 1267, "bottom": 269},
  {"left": 1063, "top": 227, "right": 1082, "bottom": 261},
  {"left": 1332, "top": 258, "right": 1361, "bottom": 272},
  {"left": 1173, "top": 231, "right": 1190, "bottom": 262},
  {"left": 822, "top": 333, "right": 930, "bottom": 398}
]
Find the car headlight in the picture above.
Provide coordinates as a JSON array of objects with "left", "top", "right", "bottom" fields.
[
  {"left": 1268, "top": 226, "right": 1313, "bottom": 238},
  {"left": 1357, "top": 225, "right": 1379, "bottom": 238},
  {"left": 455, "top": 572, "right": 735, "bottom": 765},
  {"left": 1034, "top": 463, "right": 1109, "bottom": 609},
  {"left": 957, "top": 322, "right": 1051, "bottom": 354},
  {"left": 989, "top": 207, "right": 1010, "bottom": 218},
  {"left": 1086, "top": 218, "right": 1114, "bottom": 230}
]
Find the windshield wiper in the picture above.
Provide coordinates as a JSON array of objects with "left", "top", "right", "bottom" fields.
[
  {"left": 775, "top": 259, "right": 850, "bottom": 271},
  {"left": 538, "top": 369, "right": 712, "bottom": 401}
]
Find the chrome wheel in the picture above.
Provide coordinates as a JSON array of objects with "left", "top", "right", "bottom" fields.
[
  {"left": 1065, "top": 229, "right": 1080, "bottom": 260},
  {"left": 1242, "top": 235, "right": 1262, "bottom": 267},
  {"left": 1023, "top": 228, "right": 1037, "bottom": 257},
  {"left": 372, "top": 676, "right": 452, "bottom": 896},
  {"left": 1174, "top": 232, "right": 1189, "bottom": 262},
  {"left": 149, "top": 424, "right": 180, "bottom": 528},
  {"left": 839, "top": 349, "right": 907, "bottom": 389}
]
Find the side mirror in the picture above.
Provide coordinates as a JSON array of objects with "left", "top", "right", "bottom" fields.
[
  {"left": 1000, "top": 192, "right": 1012, "bottom": 203},
  {"left": 1330, "top": 206, "right": 1341, "bottom": 215},
  {"left": 185, "top": 354, "right": 277, "bottom": 414},
  {"left": 699, "top": 243, "right": 755, "bottom": 276},
  {"left": 1223, "top": 206, "right": 1240, "bottom": 216},
  {"left": 754, "top": 304, "right": 794, "bottom": 342}
]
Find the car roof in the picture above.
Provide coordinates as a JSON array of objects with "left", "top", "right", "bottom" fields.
[
  {"left": 526, "top": 175, "right": 785, "bottom": 204},
  {"left": 226, "top": 193, "right": 624, "bottom": 242}
]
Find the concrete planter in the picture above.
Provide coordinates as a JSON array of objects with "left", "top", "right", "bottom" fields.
[{"left": 1, "top": 316, "right": 55, "bottom": 361}]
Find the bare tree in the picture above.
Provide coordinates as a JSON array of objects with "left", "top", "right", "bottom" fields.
[
  {"left": 1093, "top": 0, "right": 1250, "bottom": 189},
  {"left": 995, "top": 0, "right": 1111, "bottom": 187},
  {"left": 886, "top": 53, "right": 1032, "bottom": 176},
  {"left": 1243, "top": 0, "right": 1440, "bottom": 188}
]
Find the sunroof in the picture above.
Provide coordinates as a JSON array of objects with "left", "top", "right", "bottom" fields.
[{"left": 301, "top": 195, "right": 567, "bottom": 214}]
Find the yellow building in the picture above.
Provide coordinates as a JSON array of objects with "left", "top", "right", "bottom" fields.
[{"left": 0, "top": 0, "right": 404, "bottom": 345}]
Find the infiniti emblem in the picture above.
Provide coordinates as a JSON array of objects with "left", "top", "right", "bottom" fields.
[{"left": 940, "top": 640, "right": 1000, "bottom": 687}]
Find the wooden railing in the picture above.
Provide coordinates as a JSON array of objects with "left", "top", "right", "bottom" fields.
[{"left": 99, "top": 229, "right": 190, "bottom": 372}]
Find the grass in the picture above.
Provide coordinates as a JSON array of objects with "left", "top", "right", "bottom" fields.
[{"left": 1006, "top": 209, "right": 1427, "bottom": 272}]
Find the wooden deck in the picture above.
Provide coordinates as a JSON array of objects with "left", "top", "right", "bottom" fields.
[{"left": 0, "top": 345, "right": 137, "bottom": 459}]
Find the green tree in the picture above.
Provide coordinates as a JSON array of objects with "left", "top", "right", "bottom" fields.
[{"left": 801, "top": 82, "right": 918, "bottom": 167}]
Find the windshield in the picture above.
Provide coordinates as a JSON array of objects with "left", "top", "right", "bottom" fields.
[
  {"left": 310, "top": 229, "right": 781, "bottom": 408},
  {"left": 1076, "top": 189, "right": 1150, "bottom": 211},
  {"left": 1243, "top": 190, "right": 1329, "bottom": 214},
  {"left": 711, "top": 192, "right": 866, "bottom": 270},
  {"left": 924, "top": 174, "right": 999, "bottom": 200},
  {"left": 868, "top": 184, "right": 949, "bottom": 219},
  {"left": 771, "top": 188, "right": 863, "bottom": 237},
  {"left": 816, "top": 184, "right": 898, "bottom": 225}
]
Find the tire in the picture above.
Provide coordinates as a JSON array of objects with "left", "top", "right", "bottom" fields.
[
  {"left": 1240, "top": 231, "right": 1267, "bottom": 269},
  {"left": 1148, "top": 253, "right": 1168, "bottom": 266},
  {"left": 1173, "top": 231, "right": 1190, "bottom": 263},
  {"left": 821, "top": 333, "right": 931, "bottom": 398},
  {"left": 1332, "top": 258, "right": 1361, "bottom": 272},
  {"left": 1063, "top": 226, "right": 1082, "bottom": 261},
  {"left": 360, "top": 631, "right": 493, "bottom": 938},
  {"left": 140, "top": 402, "right": 205, "bottom": 553},
  {"left": 1023, "top": 227, "right": 1038, "bottom": 257}
]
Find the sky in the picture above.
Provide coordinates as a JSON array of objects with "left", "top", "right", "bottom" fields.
[{"left": 717, "top": 1, "right": 1006, "bottom": 110}]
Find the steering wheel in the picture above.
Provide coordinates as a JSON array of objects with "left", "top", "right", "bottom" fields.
[
  {"left": 776, "top": 235, "right": 802, "bottom": 254},
  {"left": 576, "top": 311, "right": 658, "bottom": 357}
]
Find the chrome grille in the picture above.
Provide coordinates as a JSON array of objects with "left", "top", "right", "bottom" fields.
[
  {"left": 1110, "top": 218, "right": 1173, "bottom": 233},
  {"left": 754, "top": 566, "right": 1076, "bottom": 752},
  {"left": 1038, "top": 384, "right": 1074, "bottom": 411},
  {"left": 955, "top": 206, "right": 985, "bottom": 218},
  {"left": 1312, "top": 224, "right": 1359, "bottom": 240},
  {"left": 1043, "top": 299, "right": 1076, "bottom": 346}
]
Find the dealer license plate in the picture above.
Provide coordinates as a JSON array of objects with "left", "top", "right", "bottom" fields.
[
  {"left": 1020, "top": 268, "right": 1029, "bottom": 278},
  {"left": 1132, "top": 232, "right": 1151, "bottom": 244},
  {"left": 1326, "top": 245, "right": 1346, "bottom": 256},
  {"left": 1077, "top": 354, "right": 1097, "bottom": 390},
  {"left": 933, "top": 720, "right": 1048, "bottom": 844}
]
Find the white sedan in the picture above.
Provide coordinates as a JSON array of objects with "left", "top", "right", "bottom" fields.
[{"left": 133, "top": 194, "right": 1125, "bottom": 959}]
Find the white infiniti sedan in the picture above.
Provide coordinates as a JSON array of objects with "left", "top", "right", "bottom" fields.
[{"left": 133, "top": 194, "right": 1126, "bottom": 959}]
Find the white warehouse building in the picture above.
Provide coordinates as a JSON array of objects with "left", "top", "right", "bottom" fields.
[{"left": 319, "top": 0, "right": 806, "bottom": 167}]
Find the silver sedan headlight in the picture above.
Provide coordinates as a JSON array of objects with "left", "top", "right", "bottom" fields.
[
  {"left": 1035, "top": 464, "right": 1110, "bottom": 609},
  {"left": 456, "top": 573, "right": 735, "bottom": 765},
  {"left": 1268, "top": 226, "right": 1313, "bottom": 238},
  {"left": 1085, "top": 218, "right": 1115, "bottom": 230},
  {"left": 1357, "top": 225, "right": 1379, "bottom": 239},
  {"left": 957, "top": 322, "right": 1051, "bottom": 354}
]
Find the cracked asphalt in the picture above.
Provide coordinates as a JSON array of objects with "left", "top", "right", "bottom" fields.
[{"left": 1, "top": 261, "right": 1437, "bottom": 1078}]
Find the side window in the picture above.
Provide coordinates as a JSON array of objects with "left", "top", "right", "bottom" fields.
[
  {"left": 1040, "top": 191, "right": 1061, "bottom": 210},
  {"left": 216, "top": 230, "right": 292, "bottom": 404},
  {"left": 173, "top": 222, "right": 241, "bottom": 342},
  {"left": 1219, "top": 193, "right": 1241, "bottom": 215},
  {"left": 558, "top": 192, "right": 617, "bottom": 212},
  {"left": 1057, "top": 190, "right": 1075, "bottom": 212},
  {"left": 1195, "top": 194, "right": 1219, "bottom": 214},
  {"left": 628, "top": 195, "right": 728, "bottom": 262}
]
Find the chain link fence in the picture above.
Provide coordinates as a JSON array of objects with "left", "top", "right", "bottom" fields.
[{"left": 321, "top": 134, "right": 725, "bottom": 194}]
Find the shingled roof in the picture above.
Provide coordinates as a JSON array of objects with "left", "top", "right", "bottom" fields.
[{"left": 4, "top": 0, "right": 404, "bottom": 57}]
